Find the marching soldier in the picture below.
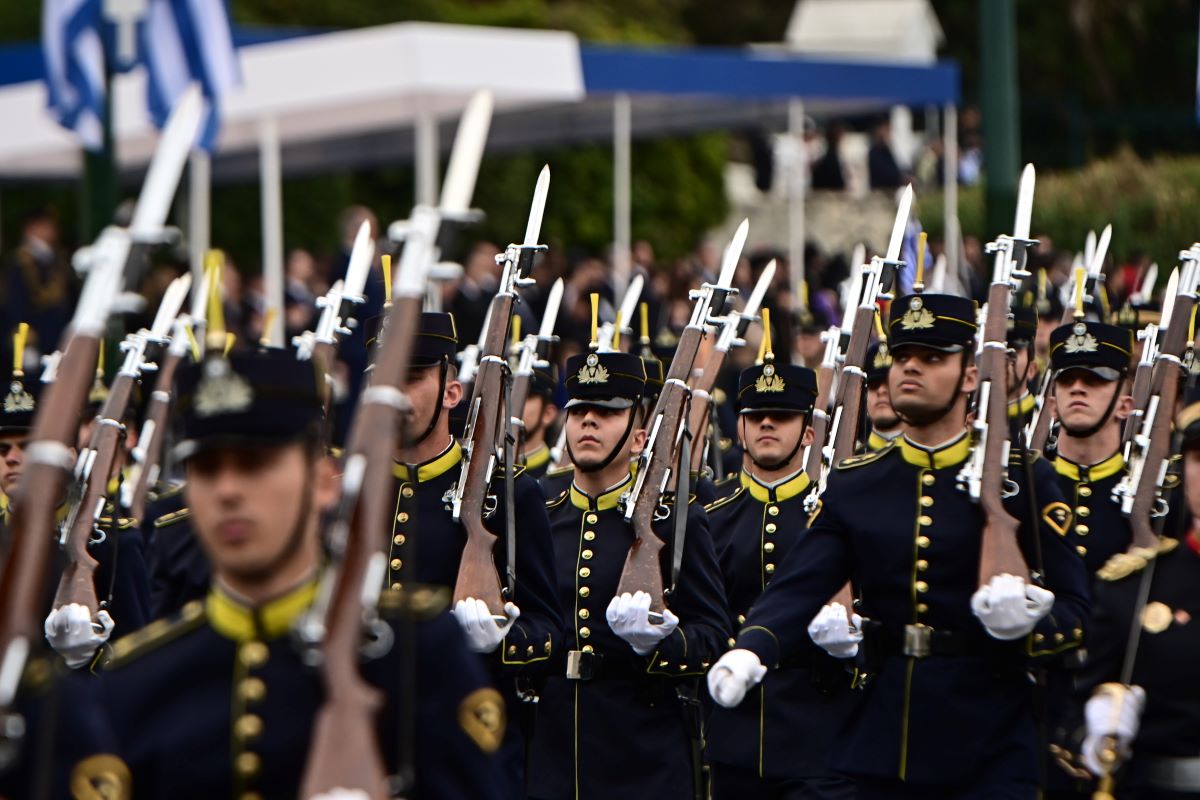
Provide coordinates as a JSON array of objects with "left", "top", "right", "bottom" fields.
[
  {"left": 527, "top": 349, "right": 730, "bottom": 800},
  {"left": 1008, "top": 296, "right": 1040, "bottom": 436},
  {"left": 519, "top": 362, "right": 559, "bottom": 480},
  {"left": 709, "top": 292, "right": 1091, "bottom": 799},
  {"left": 386, "top": 311, "right": 563, "bottom": 798},
  {"left": 90, "top": 346, "right": 505, "bottom": 799},
  {"left": 865, "top": 339, "right": 901, "bottom": 451},
  {"left": 704, "top": 339, "right": 857, "bottom": 798},
  {"left": 1074, "top": 388, "right": 1200, "bottom": 799}
]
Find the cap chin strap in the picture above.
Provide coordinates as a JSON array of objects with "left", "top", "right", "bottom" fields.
[
  {"left": 894, "top": 355, "right": 968, "bottom": 429},
  {"left": 569, "top": 396, "right": 642, "bottom": 474},
  {"left": 742, "top": 413, "right": 810, "bottom": 472},
  {"left": 1057, "top": 373, "right": 1125, "bottom": 440},
  {"left": 409, "top": 359, "right": 450, "bottom": 448}
]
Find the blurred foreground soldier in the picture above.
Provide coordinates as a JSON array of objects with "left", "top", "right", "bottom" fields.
[
  {"left": 709, "top": 293, "right": 1090, "bottom": 799},
  {"left": 519, "top": 362, "right": 559, "bottom": 480},
  {"left": 528, "top": 350, "right": 729, "bottom": 800},
  {"left": 386, "top": 312, "right": 563, "bottom": 798},
  {"left": 92, "top": 347, "right": 504, "bottom": 798},
  {"left": 865, "top": 340, "right": 901, "bottom": 451},
  {"left": 1048, "top": 320, "right": 1136, "bottom": 573},
  {"left": 1075, "top": 387, "right": 1200, "bottom": 799},
  {"left": 704, "top": 341, "right": 857, "bottom": 799}
]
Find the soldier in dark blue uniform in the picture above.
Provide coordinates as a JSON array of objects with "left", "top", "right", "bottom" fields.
[
  {"left": 91, "top": 346, "right": 505, "bottom": 799},
  {"left": 1073, "top": 388, "right": 1200, "bottom": 799},
  {"left": 704, "top": 339, "right": 858, "bottom": 798},
  {"left": 527, "top": 349, "right": 730, "bottom": 800},
  {"left": 519, "top": 362, "right": 559, "bottom": 480},
  {"left": 865, "top": 339, "right": 901, "bottom": 451},
  {"left": 709, "top": 292, "right": 1091, "bottom": 800},
  {"left": 385, "top": 312, "right": 563, "bottom": 798},
  {"left": 1007, "top": 296, "right": 1040, "bottom": 435}
]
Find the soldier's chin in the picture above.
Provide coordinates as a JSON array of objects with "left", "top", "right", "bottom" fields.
[{"left": 891, "top": 397, "right": 942, "bottom": 426}]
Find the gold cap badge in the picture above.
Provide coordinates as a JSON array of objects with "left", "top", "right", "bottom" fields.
[
  {"left": 194, "top": 359, "right": 253, "bottom": 417},
  {"left": 754, "top": 362, "right": 786, "bottom": 393},
  {"left": 576, "top": 352, "right": 609, "bottom": 385},
  {"left": 1063, "top": 322, "right": 1098, "bottom": 354},
  {"left": 3, "top": 380, "right": 34, "bottom": 413},
  {"left": 899, "top": 296, "right": 935, "bottom": 330}
]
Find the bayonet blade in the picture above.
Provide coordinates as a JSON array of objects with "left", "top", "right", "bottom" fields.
[
  {"left": 617, "top": 274, "right": 644, "bottom": 335},
  {"left": 1084, "top": 230, "right": 1097, "bottom": 270},
  {"left": 524, "top": 165, "right": 550, "bottom": 246},
  {"left": 1012, "top": 164, "right": 1036, "bottom": 240},
  {"left": 743, "top": 260, "right": 776, "bottom": 321},
  {"left": 1161, "top": 267, "right": 1180, "bottom": 331},
  {"left": 886, "top": 185, "right": 913, "bottom": 261},
  {"left": 343, "top": 220, "right": 374, "bottom": 302},
  {"left": 150, "top": 273, "right": 192, "bottom": 338},
  {"left": 1090, "top": 224, "right": 1112, "bottom": 278},
  {"left": 1136, "top": 263, "right": 1158, "bottom": 306},
  {"left": 131, "top": 85, "right": 204, "bottom": 237},
  {"left": 538, "top": 278, "right": 564, "bottom": 339},
  {"left": 718, "top": 219, "right": 750, "bottom": 289},
  {"left": 439, "top": 90, "right": 494, "bottom": 214}
]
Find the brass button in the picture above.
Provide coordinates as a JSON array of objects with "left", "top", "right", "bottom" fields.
[
  {"left": 579, "top": 627, "right": 591, "bottom": 638},
  {"left": 393, "top": 534, "right": 405, "bottom": 546},
  {"left": 583, "top": 531, "right": 596, "bottom": 541},
  {"left": 915, "top": 581, "right": 929, "bottom": 593},
  {"left": 401, "top": 486, "right": 414, "bottom": 498},
  {"left": 920, "top": 496, "right": 934, "bottom": 508},
  {"left": 391, "top": 582, "right": 402, "bottom": 591},
  {"left": 579, "top": 567, "right": 591, "bottom": 578},
  {"left": 545, "top": 640, "right": 552, "bottom": 653},
  {"left": 396, "top": 512, "right": 409, "bottom": 523},
  {"left": 922, "top": 473, "right": 935, "bottom": 486},
  {"left": 586, "top": 513, "right": 598, "bottom": 524},
  {"left": 579, "top": 609, "right": 590, "bottom": 620},
  {"left": 1078, "top": 485, "right": 1092, "bottom": 497},
  {"left": 1076, "top": 545, "right": 1088, "bottom": 557},
  {"left": 917, "top": 603, "right": 929, "bottom": 613},
  {"left": 390, "top": 558, "right": 403, "bottom": 571},
  {"left": 527, "top": 645, "right": 535, "bottom": 655},
  {"left": 236, "top": 714, "right": 263, "bottom": 740},
  {"left": 916, "top": 559, "right": 928, "bottom": 572},
  {"left": 765, "top": 523, "right": 777, "bottom": 534},
  {"left": 239, "top": 642, "right": 268, "bottom": 669},
  {"left": 1076, "top": 506, "right": 1090, "bottom": 518},
  {"left": 243, "top": 793, "right": 264, "bottom": 800},
  {"left": 579, "top": 586, "right": 590, "bottom": 598},
  {"left": 1075, "top": 524, "right": 1089, "bottom": 536},
  {"left": 508, "top": 645, "right": 517, "bottom": 656},
  {"left": 765, "top": 563, "right": 775, "bottom": 574},
  {"left": 767, "top": 506, "right": 779, "bottom": 517},
  {"left": 728, "top": 637, "right": 737, "bottom": 647},
  {"left": 763, "top": 542, "right": 775, "bottom": 553},
  {"left": 917, "top": 535, "right": 931, "bottom": 548},
  {"left": 239, "top": 678, "right": 266, "bottom": 703},
  {"left": 235, "top": 752, "right": 261, "bottom": 777},
  {"left": 919, "top": 515, "right": 933, "bottom": 526},
  {"left": 736, "top": 614, "right": 746, "bottom": 625},
  {"left": 581, "top": 549, "right": 593, "bottom": 560},
  {"left": 582, "top": 644, "right": 594, "bottom": 653}
]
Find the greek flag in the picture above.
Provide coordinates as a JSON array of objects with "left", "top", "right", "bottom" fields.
[
  {"left": 42, "top": 0, "right": 107, "bottom": 151},
  {"left": 141, "top": 0, "right": 240, "bottom": 151}
]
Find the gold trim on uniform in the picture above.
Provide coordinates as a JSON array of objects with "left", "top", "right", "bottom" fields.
[
  {"left": 1007, "top": 392, "right": 1036, "bottom": 419},
  {"left": 1053, "top": 451, "right": 1125, "bottom": 483},
  {"left": 1041, "top": 502, "right": 1074, "bottom": 537},
  {"left": 392, "top": 440, "right": 463, "bottom": 483},
  {"left": 70, "top": 753, "right": 132, "bottom": 800},
  {"left": 523, "top": 443, "right": 551, "bottom": 472},
  {"left": 739, "top": 470, "right": 811, "bottom": 504},
  {"left": 897, "top": 433, "right": 971, "bottom": 470},
  {"left": 207, "top": 580, "right": 318, "bottom": 643},
  {"left": 458, "top": 687, "right": 507, "bottom": 754},
  {"left": 569, "top": 471, "right": 633, "bottom": 512}
]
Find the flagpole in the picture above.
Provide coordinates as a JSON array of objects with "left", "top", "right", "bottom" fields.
[{"left": 81, "top": 43, "right": 117, "bottom": 240}]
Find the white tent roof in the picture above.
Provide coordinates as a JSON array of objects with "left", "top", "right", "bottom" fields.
[
  {"left": 785, "top": 0, "right": 944, "bottom": 65},
  {"left": 0, "top": 22, "right": 585, "bottom": 179}
]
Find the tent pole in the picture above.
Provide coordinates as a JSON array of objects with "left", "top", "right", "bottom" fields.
[
  {"left": 788, "top": 98, "right": 806, "bottom": 309},
  {"left": 613, "top": 93, "right": 631, "bottom": 299},
  {"left": 943, "top": 103, "right": 961, "bottom": 295},
  {"left": 188, "top": 150, "right": 211, "bottom": 303},
  {"left": 259, "top": 116, "right": 285, "bottom": 347},
  {"left": 415, "top": 101, "right": 438, "bottom": 207}
]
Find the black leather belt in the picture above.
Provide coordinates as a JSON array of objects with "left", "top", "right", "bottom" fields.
[{"left": 868, "top": 622, "right": 987, "bottom": 659}]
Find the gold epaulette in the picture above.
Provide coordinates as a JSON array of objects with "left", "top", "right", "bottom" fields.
[
  {"left": 150, "top": 482, "right": 184, "bottom": 503},
  {"left": 97, "top": 515, "right": 138, "bottom": 531},
  {"left": 717, "top": 436, "right": 733, "bottom": 452},
  {"left": 498, "top": 463, "right": 528, "bottom": 479},
  {"left": 836, "top": 440, "right": 894, "bottom": 470},
  {"left": 544, "top": 464, "right": 574, "bottom": 479},
  {"left": 105, "top": 601, "right": 206, "bottom": 669},
  {"left": 545, "top": 489, "right": 569, "bottom": 509},
  {"left": 704, "top": 485, "right": 744, "bottom": 514},
  {"left": 154, "top": 507, "right": 192, "bottom": 528},
  {"left": 713, "top": 471, "right": 739, "bottom": 488},
  {"left": 1097, "top": 538, "right": 1180, "bottom": 582},
  {"left": 378, "top": 584, "right": 450, "bottom": 620}
]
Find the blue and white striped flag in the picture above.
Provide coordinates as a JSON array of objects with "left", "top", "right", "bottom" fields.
[
  {"left": 42, "top": 0, "right": 107, "bottom": 151},
  {"left": 140, "top": 0, "right": 240, "bottom": 151}
]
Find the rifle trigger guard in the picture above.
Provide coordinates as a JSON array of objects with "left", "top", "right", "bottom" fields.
[
  {"left": 88, "top": 527, "right": 107, "bottom": 546},
  {"left": 1152, "top": 497, "right": 1170, "bottom": 518},
  {"left": 654, "top": 502, "right": 671, "bottom": 522},
  {"left": 359, "top": 614, "right": 395, "bottom": 661},
  {"left": 483, "top": 493, "right": 499, "bottom": 519},
  {"left": 1001, "top": 478, "right": 1020, "bottom": 499}
]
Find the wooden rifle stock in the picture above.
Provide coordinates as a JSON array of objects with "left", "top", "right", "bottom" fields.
[
  {"left": 452, "top": 290, "right": 515, "bottom": 618},
  {"left": 830, "top": 306, "right": 874, "bottom": 461},
  {"left": 977, "top": 283, "right": 1030, "bottom": 584},
  {"left": 129, "top": 347, "right": 185, "bottom": 522},
  {"left": 804, "top": 360, "right": 836, "bottom": 481},
  {"left": 1123, "top": 357, "right": 1155, "bottom": 448},
  {"left": 686, "top": 345, "right": 726, "bottom": 475}
]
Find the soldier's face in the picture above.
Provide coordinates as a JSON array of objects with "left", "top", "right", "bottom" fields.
[
  {"left": 0, "top": 433, "right": 28, "bottom": 496},
  {"left": 565, "top": 405, "right": 646, "bottom": 470},
  {"left": 522, "top": 395, "right": 557, "bottom": 441},
  {"left": 186, "top": 443, "right": 336, "bottom": 585},
  {"left": 888, "top": 346, "right": 977, "bottom": 420},
  {"left": 1186, "top": 448, "right": 1200, "bottom": 520},
  {"left": 402, "top": 365, "right": 462, "bottom": 443},
  {"left": 866, "top": 379, "right": 900, "bottom": 431},
  {"left": 1008, "top": 346, "right": 1032, "bottom": 398},
  {"left": 740, "top": 411, "right": 811, "bottom": 467},
  {"left": 1052, "top": 369, "right": 1131, "bottom": 434}
]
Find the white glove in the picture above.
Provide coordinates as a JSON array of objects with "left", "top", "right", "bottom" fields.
[
  {"left": 452, "top": 599, "right": 519, "bottom": 654},
  {"left": 44, "top": 604, "right": 114, "bottom": 669},
  {"left": 308, "top": 790, "right": 371, "bottom": 800},
  {"left": 1082, "top": 684, "right": 1146, "bottom": 776},
  {"left": 707, "top": 649, "right": 767, "bottom": 708},
  {"left": 806, "top": 602, "right": 863, "bottom": 659},
  {"left": 970, "top": 574, "right": 1055, "bottom": 640},
  {"left": 605, "top": 591, "right": 679, "bottom": 655}
]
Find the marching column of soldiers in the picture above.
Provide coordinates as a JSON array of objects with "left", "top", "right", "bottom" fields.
[{"left": 1, "top": 93, "right": 1199, "bottom": 800}]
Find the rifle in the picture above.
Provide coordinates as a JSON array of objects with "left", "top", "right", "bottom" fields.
[
  {"left": 509, "top": 277, "right": 563, "bottom": 460},
  {"left": 687, "top": 260, "right": 775, "bottom": 475},
  {"left": 962, "top": 163, "right": 1037, "bottom": 585},
  {"left": 297, "top": 90, "right": 493, "bottom": 800},
  {"left": 1111, "top": 247, "right": 1200, "bottom": 550},
  {"left": 1122, "top": 265, "right": 1172, "bottom": 449},
  {"left": 294, "top": 218, "right": 373, "bottom": 380},
  {"left": 597, "top": 274, "right": 643, "bottom": 352},
  {"left": 450, "top": 165, "right": 549, "bottom": 619},
  {"left": 614, "top": 220, "right": 745, "bottom": 619}
]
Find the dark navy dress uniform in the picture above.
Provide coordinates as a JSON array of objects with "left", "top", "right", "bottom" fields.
[
  {"left": 1051, "top": 452, "right": 1132, "bottom": 574},
  {"left": 143, "top": 484, "right": 212, "bottom": 620},
  {"left": 92, "top": 582, "right": 506, "bottom": 799}
]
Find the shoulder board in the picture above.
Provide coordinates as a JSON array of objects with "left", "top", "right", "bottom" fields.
[
  {"left": 713, "top": 471, "right": 739, "bottom": 488},
  {"left": 378, "top": 584, "right": 450, "bottom": 620},
  {"left": 496, "top": 463, "right": 528, "bottom": 479},
  {"left": 545, "top": 489, "right": 569, "bottom": 509},
  {"left": 717, "top": 436, "right": 733, "bottom": 452},
  {"left": 1009, "top": 448, "right": 1042, "bottom": 465},
  {"left": 545, "top": 464, "right": 574, "bottom": 479},
  {"left": 836, "top": 440, "right": 894, "bottom": 470},
  {"left": 704, "top": 485, "right": 745, "bottom": 514},
  {"left": 105, "top": 600, "right": 206, "bottom": 669},
  {"left": 150, "top": 482, "right": 184, "bottom": 502},
  {"left": 1097, "top": 538, "right": 1180, "bottom": 582},
  {"left": 97, "top": 515, "right": 138, "bottom": 531},
  {"left": 154, "top": 507, "right": 192, "bottom": 528}
]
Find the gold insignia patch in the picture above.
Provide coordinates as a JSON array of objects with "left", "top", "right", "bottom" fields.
[
  {"left": 576, "top": 352, "right": 609, "bottom": 385},
  {"left": 194, "top": 359, "right": 253, "bottom": 417},
  {"left": 899, "top": 306, "right": 935, "bottom": 330},
  {"left": 1063, "top": 331, "right": 1099, "bottom": 354},
  {"left": 70, "top": 753, "right": 132, "bottom": 800},
  {"left": 3, "top": 381, "right": 34, "bottom": 413},
  {"left": 458, "top": 687, "right": 506, "bottom": 754},
  {"left": 755, "top": 363, "right": 786, "bottom": 393},
  {"left": 805, "top": 497, "right": 823, "bottom": 527},
  {"left": 1041, "top": 502, "right": 1073, "bottom": 537},
  {"left": 872, "top": 343, "right": 892, "bottom": 370},
  {"left": 1141, "top": 601, "right": 1173, "bottom": 634}
]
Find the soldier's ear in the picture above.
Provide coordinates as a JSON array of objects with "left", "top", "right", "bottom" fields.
[
  {"left": 1114, "top": 392, "right": 1134, "bottom": 422},
  {"left": 541, "top": 401, "right": 558, "bottom": 428},
  {"left": 961, "top": 363, "right": 979, "bottom": 395},
  {"left": 443, "top": 374, "right": 463, "bottom": 410},
  {"left": 801, "top": 421, "right": 815, "bottom": 447},
  {"left": 629, "top": 426, "right": 648, "bottom": 456},
  {"left": 314, "top": 454, "right": 339, "bottom": 511}
]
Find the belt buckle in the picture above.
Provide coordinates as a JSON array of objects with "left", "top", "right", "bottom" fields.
[
  {"left": 566, "top": 650, "right": 595, "bottom": 680},
  {"left": 903, "top": 624, "right": 931, "bottom": 659}
]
